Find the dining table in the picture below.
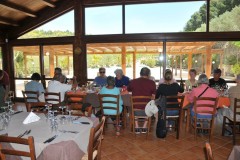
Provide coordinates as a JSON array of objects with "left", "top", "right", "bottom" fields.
[
  {"left": 228, "top": 145, "right": 240, "bottom": 160},
  {"left": 0, "top": 112, "right": 99, "bottom": 160}
]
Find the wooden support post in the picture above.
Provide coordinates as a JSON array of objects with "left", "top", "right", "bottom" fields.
[
  {"left": 133, "top": 51, "right": 136, "bottom": 79},
  {"left": 188, "top": 53, "right": 192, "bottom": 79},
  {"left": 205, "top": 46, "right": 212, "bottom": 78},
  {"left": 56, "top": 55, "right": 58, "bottom": 67},
  {"left": 201, "top": 54, "right": 205, "bottom": 73},
  {"left": 180, "top": 54, "right": 182, "bottom": 78},
  {"left": 122, "top": 46, "right": 126, "bottom": 75},
  {"left": 49, "top": 53, "right": 54, "bottom": 77}
]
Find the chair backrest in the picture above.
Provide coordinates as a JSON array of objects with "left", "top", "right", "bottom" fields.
[
  {"left": 205, "top": 142, "right": 214, "bottom": 160},
  {"left": 98, "top": 94, "right": 120, "bottom": 115},
  {"left": 88, "top": 116, "right": 106, "bottom": 160},
  {"left": 131, "top": 96, "right": 152, "bottom": 110},
  {"left": 233, "top": 98, "right": 240, "bottom": 122},
  {"left": 44, "top": 92, "right": 61, "bottom": 104},
  {"left": 0, "top": 136, "right": 36, "bottom": 160},
  {"left": 166, "top": 95, "right": 185, "bottom": 111},
  {"left": 26, "top": 102, "right": 47, "bottom": 113},
  {"left": 65, "top": 93, "right": 86, "bottom": 105},
  {"left": 22, "top": 91, "right": 39, "bottom": 103},
  {"left": 193, "top": 97, "right": 218, "bottom": 115}
]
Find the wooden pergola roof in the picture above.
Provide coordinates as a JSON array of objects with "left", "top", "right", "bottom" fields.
[{"left": 14, "top": 42, "right": 223, "bottom": 55}]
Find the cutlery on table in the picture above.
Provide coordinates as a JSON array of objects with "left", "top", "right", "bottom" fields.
[
  {"left": 43, "top": 135, "right": 58, "bottom": 143},
  {"left": 59, "top": 130, "right": 79, "bottom": 134},
  {"left": 18, "top": 130, "right": 28, "bottom": 138},
  {"left": 12, "top": 111, "right": 23, "bottom": 115}
]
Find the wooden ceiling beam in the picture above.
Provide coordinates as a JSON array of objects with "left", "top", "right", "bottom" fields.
[
  {"left": 0, "top": 1, "right": 36, "bottom": 17},
  {"left": 8, "top": 0, "right": 74, "bottom": 40},
  {"left": 42, "top": 0, "right": 56, "bottom": 8},
  {"left": 0, "top": 16, "right": 18, "bottom": 26}
]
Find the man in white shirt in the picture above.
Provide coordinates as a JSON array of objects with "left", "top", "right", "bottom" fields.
[{"left": 47, "top": 74, "right": 77, "bottom": 104}]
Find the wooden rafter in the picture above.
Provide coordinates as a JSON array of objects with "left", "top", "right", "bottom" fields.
[
  {"left": 0, "top": 16, "right": 18, "bottom": 26},
  {"left": 42, "top": 0, "right": 56, "bottom": 8},
  {"left": 0, "top": 1, "right": 36, "bottom": 17}
]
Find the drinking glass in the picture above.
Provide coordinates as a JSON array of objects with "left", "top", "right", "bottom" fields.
[{"left": 59, "top": 106, "right": 66, "bottom": 115}]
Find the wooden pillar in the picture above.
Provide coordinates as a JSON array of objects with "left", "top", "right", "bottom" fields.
[
  {"left": 56, "top": 55, "right": 58, "bottom": 67},
  {"left": 74, "top": 0, "right": 86, "bottom": 85},
  {"left": 49, "top": 53, "right": 54, "bottom": 77},
  {"left": 122, "top": 46, "right": 126, "bottom": 75},
  {"left": 188, "top": 53, "right": 192, "bottom": 78},
  {"left": 201, "top": 53, "right": 205, "bottom": 73},
  {"left": 180, "top": 54, "right": 182, "bottom": 78},
  {"left": 205, "top": 46, "right": 212, "bottom": 78},
  {"left": 133, "top": 51, "right": 136, "bottom": 79}
]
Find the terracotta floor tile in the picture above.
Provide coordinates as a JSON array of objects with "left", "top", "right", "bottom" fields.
[
  {"left": 105, "top": 151, "right": 132, "bottom": 160},
  {"left": 212, "top": 137, "right": 229, "bottom": 146},
  {"left": 174, "top": 150, "right": 203, "bottom": 160},
  {"left": 102, "top": 145, "right": 121, "bottom": 156},
  {"left": 172, "top": 140, "right": 195, "bottom": 149},
  {"left": 163, "top": 144, "right": 184, "bottom": 154},
  {"left": 214, "top": 154, "right": 227, "bottom": 160},
  {"left": 163, "top": 155, "right": 183, "bottom": 160},
  {"left": 147, "top": 148, "right": 173, "bottom": 160},
  {"left": 188, "top": 146, "right": 205, "bottom": 157},
  {"left": 213, "top": 146, "right": 232, "bottom": 158}
]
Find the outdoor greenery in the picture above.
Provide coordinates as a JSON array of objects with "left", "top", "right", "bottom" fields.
[
  {"left": 19, "top": 30, "right": 74, "bottom": 39},
  {"left": 231, "top": 63, "right": 240, "bottom": 75}
]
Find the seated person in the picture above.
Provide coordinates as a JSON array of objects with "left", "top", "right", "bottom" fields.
[
  {"left": 156, "top": 69, "right": 184, "bottom": 116},
  {"left": 47, "top": 74, "right": 77, "bottom": 104},
  {"left": 158, "top": 69, "right": 176, "bottom": 85},
  {"left": 185, "top": 68, "right": 198, "bottom": 90},
  {"left": 25, "top": 73, "right": 45, "bottom": 102},
  {"left": 114, "top": 69, "right": 130, "bottom": 88},
  {"left": 188, "top": 74, "right": 219, "bottom": 118},
  {"left": 99, "top": 76, "right": 123, "bottom": 117},
  {"left": 54, "top": 67, "right": 67, "bottom": 84},
  {"left": 128, "top": 67, "right": 156, "bottom": 133},
  {"left": 93, "top": 67, "right": 107, "bottom": 87},
  {"left": 0, "top": 70, "right": 10, "bottom": 106},
  {"left": 209, "top": 68, "right": 226, "bottom": 88},
  {"left": 229, "top": 74, "right": 240, "bottom": 111}
]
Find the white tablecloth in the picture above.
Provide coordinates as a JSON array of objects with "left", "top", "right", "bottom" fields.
[{"left": 0, "top": 112, "right": 99, "bottom": 160}]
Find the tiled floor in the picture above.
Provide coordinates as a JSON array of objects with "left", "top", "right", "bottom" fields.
[{"left": 101, "top": 119, "right": 239, "bottom": 160}]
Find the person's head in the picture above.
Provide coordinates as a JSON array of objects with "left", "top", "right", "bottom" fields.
[
  {"left": 189, "top": 68, "right": 197, "bottom": 79},
  {"left": 197, "top": 74, "right": 209, "bottom": 85},
  {"left": 140, "top": 67, "right": 151, "bottom": 77},
  {"left": 164, "top": 69, "right": 173, "bottom": 83},
  {"left": 99, "top": 67, "right": 106, "bottom": 77},
  {"left": 114, "top": 69, "right": 123, "bottom": 80},
  {"left": 54, "top": 67, "right": 62, "bottom": 75},
  {"left": 106, "top": 76, "right": 115, "bottom": 87},
  {"left": 0, "top": 70, "right": 4, "bottom": 80},
  {"left": 236, "top": 74, "right": 240, "bottom": 84},
  {"left": 31, "top": 73, "right": 41, "bottom": 81},
  {"left": 213, "top": 68, "right": 222, "bottom": 80}
]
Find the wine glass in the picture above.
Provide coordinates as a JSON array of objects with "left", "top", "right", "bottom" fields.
[{"left": 59, "top": 106, "right": 66, "bottom": 115}]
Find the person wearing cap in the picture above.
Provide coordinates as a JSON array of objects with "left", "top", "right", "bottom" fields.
[
  {"left": 25, "top": 73, "right": 45, "bottom": 102},
  {"left": 156, "top": 69, "right": 184, "bottom": 116},
  {"left": 114, "top": 69, "right": 130, "bottom": 88},
  {"left": 93, "top": 67, "right": 107, "bottom": 87},
  {"left": 228, "top": 74, "right": 240, "bottom": 111},
  {"left": 209, "top": 68, "right": 226, "bottom": 88},
  {"left": 0, "top": 70, "right": 10, "bottom": 106},
  {"left": 188, "top": 74, "right": 219, "bottom": 118}
]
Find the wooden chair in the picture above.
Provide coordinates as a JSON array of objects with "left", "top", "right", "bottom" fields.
[
  {"left": 131, "top": 96, "right": 152, "bottom": 138},
  {"left": 26, "top": 102, "right": 47, "bottom": 113},
  {"left": 65, "top": 93, "right": 86, "bottom": 115},
  {"left": 98, "top": 94, "right": 121, "bottom": 135},
  {"left": 81, "top": 116, "right": 106, "bottom": 160},
  {"left": 222, "top": 98, "right": 240, "bottom": 145},
  {"left": 44, "top": 92, "right": 61, "bottom": 110},
  {"left": 165, "top": 95, "right": 184, "bottom": 139},
  {"left": 22, "top": 91, "right": 42, "bottom": 112},
  {"left": 0, "top": 136, "right": 36, "bottom": 160},
  {"left": 205, "top": 142, "right": 214, "bottom": 160},
  {"left": 190, "top": 97, "right": 218, "bottom": 142}
]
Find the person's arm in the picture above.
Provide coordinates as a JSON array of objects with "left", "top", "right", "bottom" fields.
[{"left": 188, "top": 90, "right": 195, "bottom": 103}]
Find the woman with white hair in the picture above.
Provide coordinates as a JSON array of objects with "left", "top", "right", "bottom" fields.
[
  {"left": 188, "top": 74, "right": 219, "bottom": 118},
  {"left": 114, "top": 69, "right": 130, "bottom": 88}
]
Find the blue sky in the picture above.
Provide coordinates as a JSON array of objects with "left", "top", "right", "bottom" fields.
[{"left": 37, "top": 1, "right": 205, "bottom": 34}]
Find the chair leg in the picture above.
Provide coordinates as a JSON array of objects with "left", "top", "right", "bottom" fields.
[
  {"left": 146, "top": 117, "right": 151, "bottom": 139},
  {"left": 233, "top": 124, "right": 236, "bottom": 145},
  {"left": 194, "top": 117, "right": 197, "bottom": 140},
  {"left": 177, "top": 118, "right": 180, "bottom": 139}
]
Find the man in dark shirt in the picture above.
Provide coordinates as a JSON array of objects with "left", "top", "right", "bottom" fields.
[
  {"left": 209, "top": 68, "right": 226, "bottom": 88},
  {"left": 128, "top": 67, "right": 156, "bottom": 133}
]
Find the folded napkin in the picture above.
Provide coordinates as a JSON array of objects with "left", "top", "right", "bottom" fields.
[{"left": 23, "top": 112, "right": 40, "bottom": 124}]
